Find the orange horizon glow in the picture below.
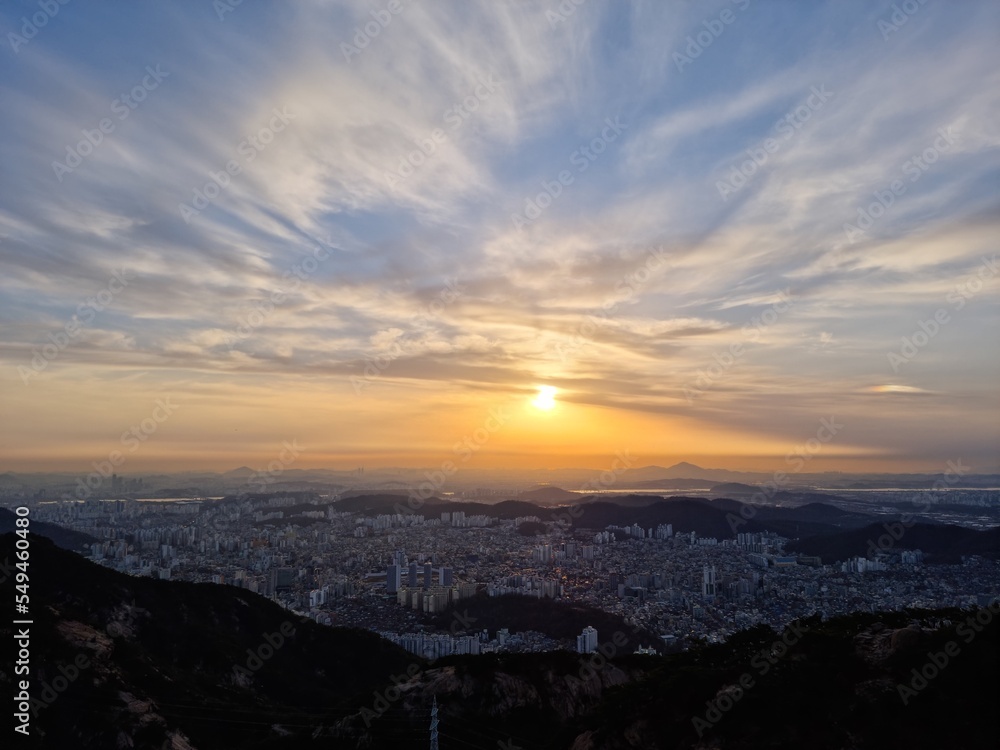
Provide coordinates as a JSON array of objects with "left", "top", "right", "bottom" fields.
[{"left": 2, "top": 374, "right": 991, "bottom": 475}]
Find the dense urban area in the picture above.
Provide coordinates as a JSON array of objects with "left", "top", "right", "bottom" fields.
[{"left": 13, "top": 476, "right": 1000, "bottom": 661}]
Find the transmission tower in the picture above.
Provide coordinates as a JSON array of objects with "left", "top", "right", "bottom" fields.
[{"left": 429, "top": 696, "right": 439, "bottom": 750}]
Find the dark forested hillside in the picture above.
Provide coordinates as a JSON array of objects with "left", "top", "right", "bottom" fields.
[{"left": 3, "top": 534, "right": 997, "bottom": 749}]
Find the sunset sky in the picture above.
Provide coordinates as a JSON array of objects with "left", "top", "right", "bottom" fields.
[{"left": 1, "top": 1, "right": 998, "bottom": 474}]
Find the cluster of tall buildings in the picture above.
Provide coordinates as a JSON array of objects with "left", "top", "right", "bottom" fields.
[
  {"left": 386, "top": 559, "right": 454, "bottom": 594},
  {"left": 487, "top": 576, "right": 562, "bottom": 599},
  {"left": 395, "top": 583, "right": 477, "bottom": 613},
  {"left": 308, "top": 579, "right": 353, "bottom": 607},
  {"left": 597, "top": 523, "right": 675, "bottom": 543},
  {"left": 736, "top": 532, "right": 774, "bottom": 553},
  {"left": 841, "top": 557, "right": 889, "bottom": 574},
  {"left": 576, "top": 626, "right": 598, "bottom": 654},
  {"left": 439, "top": 510, "right": 493, "bottom": 527},
  {"left": 702, "top": 565, "right": 717, "bottom": 600},
  {"left": 531, "top": 541, "right": 595, "bottom": 563},
  {"left": 384, "top": 551, "right": 470, "bottom": 613},
  {"left": 381, "top": 631, "right": 482, "bottom": 659}
]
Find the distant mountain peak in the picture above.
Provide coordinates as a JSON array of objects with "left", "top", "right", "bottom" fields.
[
  {"left": 224, "top": 466, "right": 255, "bottom": 477},
  {"left": 667, "top": 461, "right": 704, "bottom": 471}
]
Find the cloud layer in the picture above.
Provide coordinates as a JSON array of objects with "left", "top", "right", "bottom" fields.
[{"left": 1, "top": 0, "right": 998, "bottom": 472}]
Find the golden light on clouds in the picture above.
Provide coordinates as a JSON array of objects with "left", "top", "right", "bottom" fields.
[
  {"left": 0, "top": 1, "right": 998, "bottom": 477},
  {"left": 869, "top": 385, "right": 932, "bottom": 394}
]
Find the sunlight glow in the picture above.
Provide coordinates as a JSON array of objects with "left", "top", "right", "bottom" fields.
[{"left": 531, "top": 385, "right": 558, "bottom": 410}]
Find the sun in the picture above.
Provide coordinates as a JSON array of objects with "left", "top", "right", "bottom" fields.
[{"left": 532, "top": 385, "right": 558, "bottom": 411}]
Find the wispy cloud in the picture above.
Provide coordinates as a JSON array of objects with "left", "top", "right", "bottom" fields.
[{"left": 0, "top": 0, "right": 997, "bottom": 470}]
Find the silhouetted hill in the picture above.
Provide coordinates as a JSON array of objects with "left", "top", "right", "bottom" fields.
[
  {"left": 554, "top": 609, "right": 999, "bottom": 749},
  {"left": 593, "top": 493, "right": 664, "bottom": 507},
  {"left": 333, "top": 494, "right": 544, "bottom": 520},
  {"left": 687, "top": 498, "right": 873, "bottom": 536},
  {"left": 621, "top": 464, "right": 681, "bottom": 481},
  {"left": 564, "top": 497, "right": 848, "bottom": 538},
  {"left": 330, "top": 494, "right": 889, "bottom": 542},
  {"left": 519, "top": 485, "right": 578, "bottom": 503},
  {"left": 787, "top": 523, "right": 1000, "bottom": 562},
  {"left": 0, "top": 507, "right": 95, "bottom": 551},
  {"left": 783, "top": 501, "right": 851, "bottom": 519},
  {"left": 662, "top": 461, "right": 709, "bottom": 476},
  {"left": 362, "top": 609, "right": 999, "bottom": 749},
  {"left": 468, "top": 499, "right": 547, "bottom": 517},
  {"left": 655, "top": 462, "right": 749, "bottom": 481},
  {"left": 516, "top": 520, "right": 548, "bottom": 536},
  {"left": 771, "top": 490, "right": 849, "bottom": 505},
  {"left": 1, "top": 535, "right": 996, "bottom": 748},
  {"left": 328, "top": 492, "right": 407, "bottom": 513},
  {"left": 0, "top": 533, "right": 415, "bottom": 749}
]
